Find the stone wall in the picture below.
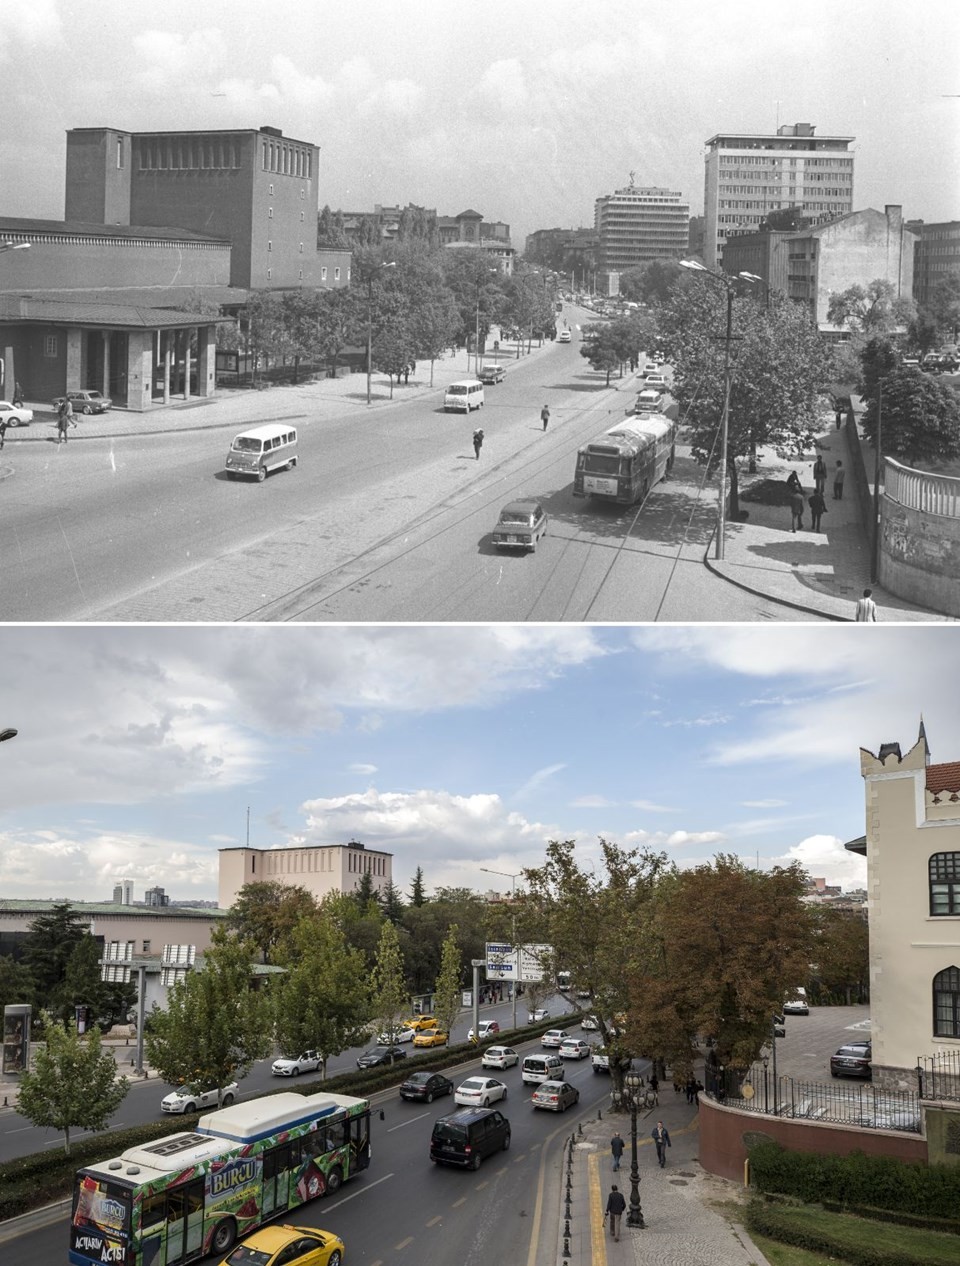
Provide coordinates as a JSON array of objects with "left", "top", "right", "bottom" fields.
[{"left": 878, "top": 459, "right": 960, "bottom": 618}]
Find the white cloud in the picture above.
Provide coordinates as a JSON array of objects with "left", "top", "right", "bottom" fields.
[
  {"left": 630, "top": 800, "right": 677, "bottom": 813},
  {"left": 133, "top": 29, "right": 228, "bottom": 91},
  {"left": 349, "top": 763, "right": 378, "bottom": 775},
  {"left": 513, "top": 764, "right": 567, "bottom": 800},
  {"left": 571, "top": 795, "right": 615, "bottom": 809},
  {"left": 476, "top": 59, "right": 528, "bottom": 113},
  {"left": 741, "top": 799, "right": 788, "bottom": 808},
  {"left": 775, "top": 833, "right": 867, "bottom": 891},
  {"left": 622, "top": 828, "right": 726, "bottom": 849},
  {"left": 0, "top": 0, "right": 60, "bottom": 58}
]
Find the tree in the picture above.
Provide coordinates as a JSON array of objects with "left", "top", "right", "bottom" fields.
[
  {"left": 225, "top": 881, "right": 318, "bottom": 964},
  {"left": 380, "top": 881, "right": 405, "bottom": 925},
  {"left": 810, "top": 908, "right": 869, "bottom": 1004},
  {"left": 628, "top": 856, "right": 815, "bottom": 1076},
  {"left": 579, "top": 323, "right": 625, "bottom": 385},
  {"left": 317, "top": 205, "right": 350, "bottom": 250},
  {"left": 0, "top": 954, "right": 33, "bottom": 1021},
  {"left": 314, "top": 287, "right": 359, "bottom": 377},
  {"left": 272, "top": 904, "right": 371, "bottom": 1072},
  {"left": 860, "top": 367, "right": 960, "bottom": 468},
  {"left": 370, "top": 920, "right": 408, "bottom": 1050},
  {"left": 145, "top": 931, "right": 273, "bottom": 1098},
  {"left": 409, "top": 867, "right": 426, "bottom": 907},
  {"left": 432, "top": 925, "right": 462, "bottom": 1039},
  {"left": 927, "top": 271, "right": 960, "bottom": 343},
  {"left": 859, "top": 336, "right": 899, "bottom": 402},
  {"left": 826, "top": 279, "right": 916, "bottom": 336},
  {"left": 62, "top": 933, "right": 134, "bottom": 1029},
  {"left": 23, "top": 903, "right": 87, "bottom": 1004},
  {"left": 17, "top": 1015, "right": 128, "bottom": 1154},
  {"left": 658, "top": 281, "right": 824, "bottom": 519}
]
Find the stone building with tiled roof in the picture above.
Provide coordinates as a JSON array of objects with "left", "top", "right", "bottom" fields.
[{"left": 848, "top": 721, "right": 960, "bottom": 1091}]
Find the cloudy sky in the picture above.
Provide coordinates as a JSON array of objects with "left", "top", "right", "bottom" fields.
[
  {"left": 1, "top": 0, "right": 957, "bottom": 246},
  {"left": 0, "top": 624, "right": 955, "bottom": 905}
]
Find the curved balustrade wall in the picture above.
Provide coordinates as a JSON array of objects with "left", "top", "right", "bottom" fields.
[{"left": 879, "top": 458, "right": 960, "bottom": 618}]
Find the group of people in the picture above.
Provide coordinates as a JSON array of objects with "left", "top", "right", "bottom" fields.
[
  {"left": 786, "top": 455, "right": 845, "bottom": 533},
  {"left": 604, "top": 1121, "right": 673, "bottom": 1240}
]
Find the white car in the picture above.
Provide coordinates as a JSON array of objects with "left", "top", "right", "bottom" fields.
[
  {"left": 541, "top": 1029, "right": 570, "bottom": 1048},
  {"left": 558, "top": 330, "right": 572, "bottom": 343},
  {"left": 481, "top": 1045, "right": 519, "bottom": 1070},
  {"left": 454, "top": 1076, "right": 508, "bottom": 1107},
  {"left": 271, "top": 1050, "right": 323, "bottom": 1077},
  {"left": 528, "top": 1008, "right": 550, "bottom": 1023},
  {"left": 0, "top": 400, "right": 32, "bottom": 428},
  {"left": 783, "top": 998, "right": 809, "bottom": 1015},
  {"left": 467, "top": 1020, "right": 501, "bottom": 1042},
  {"left": 378, "top": 1027, "right": 415, "bottom": 1044},
  {"left": 560, "top": 1038, "right": 591, "bottom": 1060},
  {"left": 160, "top": 1082, "right": 238, "bottom": 1113},
  {"left": 581, "top": 1015, "right": 598, "bottom": 1031}
]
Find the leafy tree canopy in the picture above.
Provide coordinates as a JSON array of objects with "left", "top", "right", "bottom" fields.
[
  {"left": 432, "top": 924, "right": 463, "bottom": 1039},
  {"left": 826, "top": 279, "right": 916, "bottom": 336},
  {"left": 861, "top": 367, "right": 960, "bottom": 468},
  {"left": 225, "top": 881, "right": 318, "bottom": 965},
  {"left": 371, "top": 919, "right": 408, "bottom": 1046},
  {"left": 24, "top": 902, "right": 88, "bottom": 1001}
]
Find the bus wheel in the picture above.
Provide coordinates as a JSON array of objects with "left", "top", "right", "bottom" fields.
[
  {"left": 211, "top": 1219, "right": 237, "bottom": 1255},
  {"left": 326, "top": 1165, "right": 343, "bottom": 1194}
]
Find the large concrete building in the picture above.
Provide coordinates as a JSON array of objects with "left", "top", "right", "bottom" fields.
[
  {"left": 910, "top": 219, "right": 960, "bottom": 308},
  {"left": 848, "top": 724, "right": 960, "bottom": 1090},
  {"left": 703, "top": 122, "right": 855, "bottom": 269},
  {"left": 65, "top": 125, "right": 321, "bottom": 290},
  {"left": 219, "top": 840, "right": 394, "bottom": 910},
  {"left": 594, "top": 183, "right": 690, "bottom": 272},
  {"left": 722, "top": 205, "right": 915, "bottom": 333}
]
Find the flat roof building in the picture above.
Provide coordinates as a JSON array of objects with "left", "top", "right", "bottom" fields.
[
  {"left": 910, "top": 220, "right": 960, "bottom": 309},
  {"left": 704, "top": 123, "right": 855, "bottom": 269},
  {"left": 594, "top": 183, "right": 690, "bottom": 272},
  {"left": 219, "top": 840, "right": 393, "bottom": 910}
]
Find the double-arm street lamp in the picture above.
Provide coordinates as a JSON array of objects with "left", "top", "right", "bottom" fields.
[
  {"left": 365, "top": 260, "right": 397, "bottom": 406},
  {"left": 678, "top": 260, "right": 762, "bottom": 560},
  {"left": 479, "top": 866, "right": 521, "bottom": 1030},
  {"left": 621, "top": 1069, "right": 647, "bottom": 1229},
  {"left": 0, "top": 242, "right": 30, "bottom": 255}
]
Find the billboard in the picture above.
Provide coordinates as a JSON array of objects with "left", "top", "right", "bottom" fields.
[{"left": 484, "top": 943, "right": 552, "bottom": 983}]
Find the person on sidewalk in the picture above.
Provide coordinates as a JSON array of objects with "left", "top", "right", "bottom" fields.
[
  {"left": 57, "top": 396, "right": 76, "bottom": 444},
  {"left": 835, "top": 403, "right": 844, "bottom": 430},
  {"left": 855, "top": 588, "right": 878, "bottom": 622},
  {"left": 809, "top": 489, "right": 827, "bottom": 532},
  {"left": 813, "top": 454, "right": 827, "bottom": 494},
  {"left": 541, "top": 404, "right": 550, "bottom": 431},
  {"left": 652, "top": 1120, "right": 671, "bottom": 1167},
  {"left": 833, "top": 460, "right": 846, "bottom": 500},
  {"left": 0, "top": 416, "right": 7, "bottom": 450},
  {"left": 473, "top": 428, "right": 484, "bottom": 460},
  {"left": 610, "top": 1131, "right": 625, "bottom": 1171},
  {"left": 605, "top": 1185, "right": 626, "bottom": 1241},
  {"left": 790, "top": 488, "right": 804, "bottom": 532},
  {"left": 786, "top": 469, "right": 802, "bottom": 494},
  {"left": 12, "top": 380, "right": 24, "bottom": 408}
]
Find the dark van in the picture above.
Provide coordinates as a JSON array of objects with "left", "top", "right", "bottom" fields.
[{"left": 429, "top": 1107, "right": 511, "bottom": 1170}]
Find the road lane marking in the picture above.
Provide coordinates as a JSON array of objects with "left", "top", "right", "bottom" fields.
[
  {"left": 451, "top": 1197, "right": 467, "bottom": 1207},
  {"left": 425, "top": 1216, "right": 442, "bottom": 1227},
  {"left": 395, "top": 1237, "right": 414, "bottom": 1250},
  {"left": 323, "top": 1172, "right": 393, "bottom": 1211},
  {"left": 386, "top": 1111, "right": 429, "bottom": 1131}
]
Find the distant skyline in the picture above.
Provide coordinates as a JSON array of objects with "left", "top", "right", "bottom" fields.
[
  {"left": 2, "top": 0, "right": 958, "bottom": 249},
  {"left": 1, "top": 624, "right": 957, "bottom": 905}
]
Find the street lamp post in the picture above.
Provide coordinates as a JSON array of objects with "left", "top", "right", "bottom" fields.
[
  {"left": 473, "top": 267, "right": 498, "bottom": 377},
  {"left": 678, "top": 261, "right": 761, "bottom": 560},
  {"left": 871, "top": 382, "right": 883, "bottom": 583},
  {"left": 0, "top": 242, "right": 30, "bottom": 255},
  {"left": 0, "top": 728, "right": 18, "bottom": 742},
  {"left": 479, "top": 866, "right": 521, "bottom": 1031},
  {"left": 365, "top": 261, "right": 396, "bottom": 406},
  {"left": 621, "top": 1069, "right": 646, "bottom": 1229}
]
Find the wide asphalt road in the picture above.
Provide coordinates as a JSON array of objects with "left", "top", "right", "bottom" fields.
[{"left": 0, "top": 336, "right": 822, "bottom": 622}]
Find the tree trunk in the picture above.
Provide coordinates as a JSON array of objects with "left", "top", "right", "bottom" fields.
[{"left": 62, "top": 1125, "right": 71, "bottom": 1156}]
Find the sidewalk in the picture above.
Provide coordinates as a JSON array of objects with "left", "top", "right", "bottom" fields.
[
  {"left": 558, "top": 1091, "right": 771, "bottom": 1266},
  {"left": 705, "top": 413, "right": 950, "bottom": 622}
]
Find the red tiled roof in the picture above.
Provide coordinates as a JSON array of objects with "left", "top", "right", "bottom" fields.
[{"left": 928, "top": 761, "right": 960, "bottom": 794}]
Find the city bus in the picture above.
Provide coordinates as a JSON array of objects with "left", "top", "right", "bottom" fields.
[
  {"left": 573, "top": 413, "right": 678, "bottom": 506},
  {"left": 69, "top": 1091, "right": 371, "bottom": 1266}
]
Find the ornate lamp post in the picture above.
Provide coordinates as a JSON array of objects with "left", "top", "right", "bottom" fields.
[{"left": 621, "top": 1069, "right": 646, "bottom": 1229}]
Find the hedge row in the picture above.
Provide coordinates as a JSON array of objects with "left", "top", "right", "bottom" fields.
[
  {"left": 748, "top": 1138, "right": 960, "bottom": 1219},
  {"left": 820, "top": 1196, "right": 960, "bottom": 1236},
  {"left": 745, "top": 1199, "right": 960, "bottom": 1266}
]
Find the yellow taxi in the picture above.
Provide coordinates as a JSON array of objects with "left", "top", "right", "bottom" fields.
[
  {"left": 402, "top": 1015, "right": 438, "bottom": 1033},
  {"left": 218, "top": 1223, "right": 343, "bottom": 1266},
  {"left": 412, "top": 1029, "right": 449, "bottom": 1048}
]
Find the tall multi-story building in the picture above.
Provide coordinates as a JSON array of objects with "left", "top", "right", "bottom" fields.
[
  {"left": 703, "top": 122, "right": 855, "bottom": 269},
  {"left": 65, "top": 125, "right": 321, "bottom": 289},
  {"left": 594, "top": 183, "right": 690, "bottom": 272},
  {"left": 218, "top": 839, "right": 393, "bottom": 909},
  {"left": 909, "top": 220, "right": 960, "bottom": 308}
]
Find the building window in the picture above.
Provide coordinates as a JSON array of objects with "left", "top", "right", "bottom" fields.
[
  {"left": 268, "top": 240, "right": 272, "bottom": 252},
  {"left": 270, "top": 183, "right": 274, "bottom": 196},
  {"left": 934, "top": 966, "right": 960, "bottom": 1037},
  {"left": 267, "top": 268, "right": 272, "bottom": 280},
  {"left": 930, "top": 853, "right": 960, "bottom": 915},
  {"left": 142, "top": 940, "right": 150, "bottom": 953},
  {"left": 269, "top": 207, "right": 273, "bottom": 218},
  {"left": 334, "top": 267, "right": 340, "bottom": 280},
  {"left": 117, "top": 139, "right": 123, "bottom": 169},
  {"left": 321, "top": 267, "right": 327, "bottom": 281},
  {"left": 44, "top": 334, "right": 58, "bottom": 357},
  {"left": 299, "top": 242, "right": 303, "bottom": 253}
]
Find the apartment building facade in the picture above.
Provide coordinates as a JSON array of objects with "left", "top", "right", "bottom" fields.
[
  {"left": 910, "top": 219, "right": 960, "bottom": 308},
  {"left": 703, "top": 122, "right": 855, "bottom": 269},
  {"left": 594, "top": 184, "right": 690, "bottom": 272}
]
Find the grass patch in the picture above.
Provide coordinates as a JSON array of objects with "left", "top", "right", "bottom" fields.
[
  {"left": 746, "top": 1199, "right": 960, "bottom": 1266},
  {"left": 746, "top": 1231, "right": 840, "bottom": 1266}
]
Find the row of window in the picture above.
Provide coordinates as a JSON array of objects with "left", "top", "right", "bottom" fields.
[
  {"left": 261, "top": 140, "right": 312, "bottom": 179},
  {"left": 718, "top": 154, "right": 853, "bottom": 167},
  {"left": 137, "top": 136, "right": 241, "bottom": 171},
  {"left": 347, "top": 850, "right": 386, "bottom": 875}
]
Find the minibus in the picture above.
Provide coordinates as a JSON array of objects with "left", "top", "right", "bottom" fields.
[{"left": 225, "top": 424, "right": 298, "bottom": 481}]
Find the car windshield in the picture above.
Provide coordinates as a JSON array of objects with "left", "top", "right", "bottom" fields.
[
  {"left": 226, "top": 1247, "right": 274, "bottom": 1266},
  {"left": 406, "top": 1073, "right": 430, "bottom": 1084},
  {"left": 449, "top": 385, "right": 467, "bottom": 395},
  {"left": 232, "top": 437, "right": 263, "bottom": 453}
]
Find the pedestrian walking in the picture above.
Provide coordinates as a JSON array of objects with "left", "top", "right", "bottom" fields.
[
  {"left": 604, "top": 1185, "right": 626, "bottom": 1241},
  {"left": 57, "top": 396, "right": 75, "bottom": 444},
  {"left": 685, "top": 1075, "right": 697, "bottom": 1103},
  {"left": 790, "top": 488, "right": 804, "bottom": 532},
  {"left": 835, "top": 402, "right": 844, "bottom": 430},
  {"left": 651, "top": 1121, "right": 671, "bottom": 1168},
  {"left": 610, "top": 1131, "right": 625, "bottom": 1172},
  {"left": 833, "top": 460, "right": 846, "bottom": 500},
  {"left": 0, "top": 416, "right": 7, "bottom": 450},
  {"left": 12, "top": 380, "right": 24, "bottom": 408},
  {"left": 472, "top": 427, "right": 484, "bottom": 460},
  {"left": 541, "top": 404, "right": 550, "bottom": 431},
  {"left": 813, "top": 454, "right": 827, "bottom": 494},
  {"left": 855, "top": 588, "right": 878, "bottom": 622},
  {"left": 808, "top": 489, "right": 827, "bottom": 531},
  {"left": 648, "top": 1072, "right": 659, "bottom": 1105}
]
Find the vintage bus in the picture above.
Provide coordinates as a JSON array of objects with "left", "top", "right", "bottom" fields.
[
  {"left": 573, "top": 413, "right": 678, "bottom": 506},
  {"left": 69, "top": 1091, "right": 371, "bottom": 1266}
]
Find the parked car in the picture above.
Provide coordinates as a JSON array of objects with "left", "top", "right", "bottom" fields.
[
  {"left": 492, "top": 499, "right": 548, "bottom": 553},
  {"left": 479, "top": 363, "right": 506, "bottom": 384},
  {"left": 0, "top": 400, "right": 32, "bottom": 428},
  {"left": 161, "top": 1082, "right": 238, "bottom": 1114},
  {"left": 559, "top": 1038, "right": 591, "bottom": 1060},
  {"left": 592, "top": 1047, "right": 611, "bottom": 1073},
  {"left": 217, "top": 1223, "right": 344, "bottom": 1266},
  {"left": 467, "top": 1020, "right": 500, "bottom": 1041},
  {"left": 531, "top": 1079, "right": 580, "bottom": 1112},
  {"left": 541, "top": 1029, "right": 570, "bottom": 1048},
  {"left": 399, "top": 1071, "right": 453, "bottom": 1103},
  {"left": 356, "top": 1044, "right": 407, "bottom": 1069},
  {"left": 413, "top": 1029, "right": 449, "bottom": 1048},
  {"left": 783, "top": 997, "right": 809, "bottom": 1015},
  {"left": 271, "top": 1050, "right": 323, "bottom": 1077},
  {"left": 830, "top": 1042, "right": 872, "bottom": 1079},
  {"left": 53, "top": 389, "right": 112, "bottom": 414},
  {"left": 481, "top": 1045, "right": 519, "bottom": 1070},
  {"left": 455, "top": 1076, "right": 508, "bottom": 1107}
]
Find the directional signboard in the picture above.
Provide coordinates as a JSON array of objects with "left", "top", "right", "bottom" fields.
[{"left": 485, "top": 942, "right": 553, "bottom": 982}]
